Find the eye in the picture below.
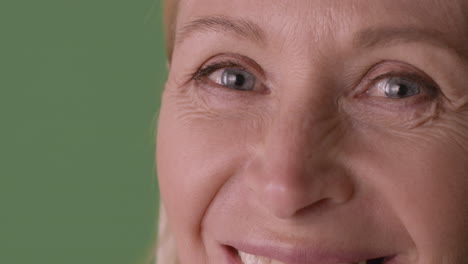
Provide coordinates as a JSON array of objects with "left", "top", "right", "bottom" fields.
[
  {"left": 367, "top": 77, "right": 421, "bottom": 99},
  {"left": 208, "top": 68, "right": 256, "bottom": 91}
]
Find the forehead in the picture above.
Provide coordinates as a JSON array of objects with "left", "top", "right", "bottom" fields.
[
  {"left": 175, "top": 0, "right": 468, "bottom": 45},
  {"left": 177, "top": 0, "right": 467, "bottom": 20}
]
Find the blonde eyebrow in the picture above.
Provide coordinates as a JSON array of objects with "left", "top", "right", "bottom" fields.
[
  {"left": 176, "top": 15, "right": 266, "bottom": 46},
  {"left": 354, "top": 27, "right": 468, "bottom": 59},
  {"left": 176, "top": 17, "right": 467, "bottom": 61}
]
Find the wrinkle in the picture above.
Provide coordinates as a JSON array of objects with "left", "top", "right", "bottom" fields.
[
  {"left": 436, "top": 113, "right": 468, "bottom": 154},
  {"left": 165, "top": 82, "right": 273, "bottom": 141},
  {"left": 450, "top": 94, "right": 468, "bottom": 112}
]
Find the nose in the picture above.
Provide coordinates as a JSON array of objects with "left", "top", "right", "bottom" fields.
[{"left": 243, "top": 104, "right": 354, "bottom": 219}]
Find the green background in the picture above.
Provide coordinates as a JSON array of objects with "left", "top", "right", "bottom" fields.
[{"left": 0, "top": 0, "right": 165, "bottom": 263}]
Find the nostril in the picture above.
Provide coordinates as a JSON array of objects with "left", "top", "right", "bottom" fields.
[{"left": 292, "top": 197, "right": 331, "bottom": 217}]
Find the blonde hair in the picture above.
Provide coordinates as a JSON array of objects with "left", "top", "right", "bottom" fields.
[
  {"left": 156, "top": 0, "right": 180, "bottom": 263},
  {"left": 156, "top": 203, "right": 179, "bottom": 264},
  {"left": 162, "top": 0, "right": 179, "bottom": 63}
]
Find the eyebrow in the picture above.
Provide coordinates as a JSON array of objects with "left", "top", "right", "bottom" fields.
[
  {"left": 354, "top": 27, "right": 466, "bottom": 58},
  {"left": 176, "top": 15, "right": 266, "bottom": 46},
  {"left": 176, "top": 16, "right": 467, "bottom": 60}
]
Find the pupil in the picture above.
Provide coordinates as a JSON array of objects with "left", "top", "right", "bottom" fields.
[
  {"left": 221, "top": 69, "right": 254, "bottom": 91},
  {"left": 234, "top": 74, "right": 245, "bottom": 86},
  {"left": 397, "top": 85, "right": 409, "bottom": 96}
]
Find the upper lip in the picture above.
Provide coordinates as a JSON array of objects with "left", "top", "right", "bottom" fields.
[{"left": 225, "top": 241, "right": 394, "bottom": 264}]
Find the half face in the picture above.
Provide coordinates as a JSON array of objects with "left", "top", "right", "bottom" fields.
[{"left": 156, "top": 0, "right": 468, "bottom": 264}]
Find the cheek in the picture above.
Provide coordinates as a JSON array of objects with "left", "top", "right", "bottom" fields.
[
  {"left": 352, "top": 124, "right": 468, "bottom": 260},
  {"left": 156, "top": 97, "right": 255, "bottom": 242},
  {"left": 392, "top": 146, "right": 468, "bottom": 261}
]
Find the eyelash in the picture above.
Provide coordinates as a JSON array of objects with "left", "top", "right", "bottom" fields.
[
  {"left": 192, "top": 60, "right": 246, "bottom": 81},
  {"left": 191, "top": 59, "right": 439, "bottom": 101}
]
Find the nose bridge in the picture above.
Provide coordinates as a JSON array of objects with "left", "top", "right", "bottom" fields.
[
  {"left": 244, "top": 96, "right": 353, "bottom": 219},
  {"left": 267, "top": 97, "right": 334, "bottom": 165}
]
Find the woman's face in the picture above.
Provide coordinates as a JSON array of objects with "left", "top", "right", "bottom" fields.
[{"left": 157, "top": 0, "right": 468, "bottom": 263}]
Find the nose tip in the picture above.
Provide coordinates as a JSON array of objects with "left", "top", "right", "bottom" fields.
[
  {"left": 245, "top": 151, "right": 354, "bottom": 220},
  {"left": 263, "top": 175, "right": 353, "bottom": 219},
  {"left": 262, "top": 181, "right": 327, "bottom": 219}
]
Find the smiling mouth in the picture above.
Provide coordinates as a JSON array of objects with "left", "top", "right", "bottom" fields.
[{"left": 227, "top": 246, "right": 394, "bottom": 264}]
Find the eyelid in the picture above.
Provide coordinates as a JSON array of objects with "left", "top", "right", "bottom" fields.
[
  {"left": 191, "top": 55, "right": 269, "bottom": 94},
  {"left": 367, "top": 72, "right": 437, "bottom": 97},
  {"left": 368, "top": 71, "right": 433, "bottom": 86},
  {"left": 191, "top": 53, "right": 266, "bottom": 79},
  {"left": 366, "top": 76, "right": 419, "bottom": 98},
  {"left": 357, "top": 61, "right": 440, "bottom": 98},
  {"left": 192, "top": 60, "right": 247, "bottom": 81}
]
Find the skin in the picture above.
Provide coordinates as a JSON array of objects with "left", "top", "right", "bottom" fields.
[{"left": 156, "top": 0, "right": 468, "bottom": 263}]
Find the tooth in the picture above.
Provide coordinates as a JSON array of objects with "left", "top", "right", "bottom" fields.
[
  {"left": 270, "top": 259, "right": 284, "bottom": 264},
  {"left": 238, "top": 251, "right": 268, "bottom": 264},
  {"left": 238, "top": 251, "right": 364, "bottom": 264},
  {"left": 238, "top": 251, "right": 283, "bottom": 264}
]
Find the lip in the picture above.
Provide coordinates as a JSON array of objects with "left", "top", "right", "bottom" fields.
[
  {"left": 222, "top": 242, "right": 397, "bottom": 264},
  {"left": 223, "top": 245, "right": 243, "bottom": 264}
]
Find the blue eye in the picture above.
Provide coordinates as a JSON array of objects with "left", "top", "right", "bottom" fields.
[
  {"left": 368, "top": 77, "right": 421, "bottom": 99},
  {"left": 208, "top": 68, "right": 256, "bottom": 91}
]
